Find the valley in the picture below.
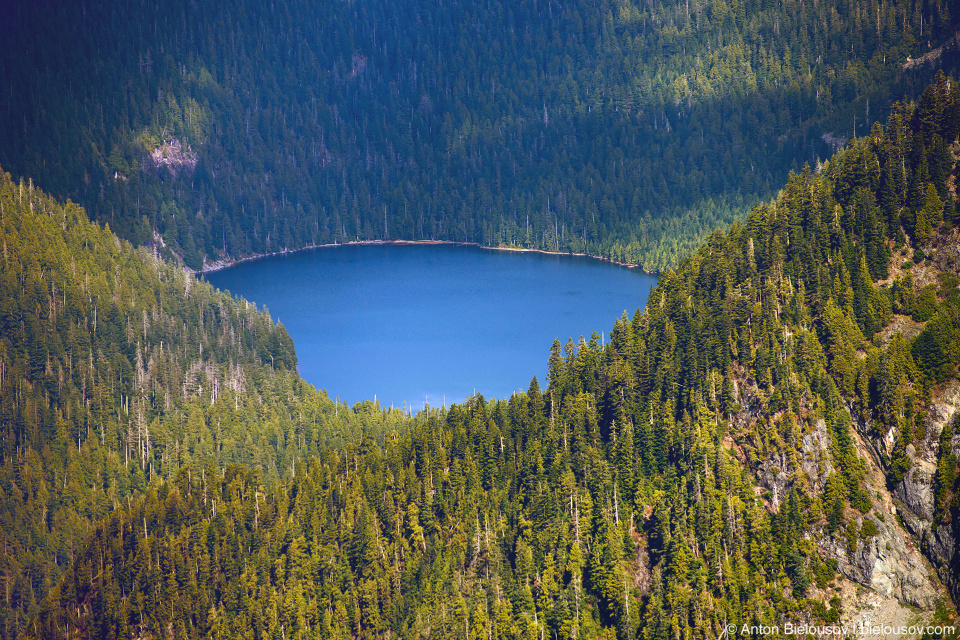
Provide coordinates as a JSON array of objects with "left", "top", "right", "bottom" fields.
[{"left": 2, "top": 0, "right": 960, "bottom": 638}]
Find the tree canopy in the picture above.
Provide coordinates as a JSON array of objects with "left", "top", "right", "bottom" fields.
[
  {"left": 0, "top": 0, "right": 957, "bottom": 270},
  {"left": 14, "top": 74, "right": 960, "bottom": 639}
]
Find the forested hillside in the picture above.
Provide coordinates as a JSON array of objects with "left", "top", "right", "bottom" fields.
[
  {"left": 1, "top": 0, "right": 958, "bottom": 270},
  {"left": 23, "top": 76, "right": 960, "bottom": 639},
  {"left": 0, "top": 171, "right": 415, "bottom": 639}
]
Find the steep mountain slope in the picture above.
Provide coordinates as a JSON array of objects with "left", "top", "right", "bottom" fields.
[
  {"left": 862, "top": 194, "right": 960, "bottom": 600},
  {"left": 0, "top": 171, "right": 415, "bottom": 639},
  {"left": 25, "top": 76, "right": 960, "bottom": 639},
  {"left": 1, "top": 0, "right": 958, "bottom": 270}
]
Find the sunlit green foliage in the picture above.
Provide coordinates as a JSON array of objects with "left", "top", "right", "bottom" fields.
[
  {"left": 0, "top": 0, "right": 957, "bottom": 270},
  {"left": 0, "top": 171, "right": 413, "bottom": 638},
  {"left": 7, "top": 69, "right": 960, "bottom": 639},
  {"left": 25, "top": 75, "right": 960, "bottom": 640}
]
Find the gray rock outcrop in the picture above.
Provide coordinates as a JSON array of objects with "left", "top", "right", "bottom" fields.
[
  {"left": 818, "top": 513, "right": 940, "bottom": 609},
  {"left": 746, "top": 408, "right": 944, "bottom": 609},
  {"left": 887, "top": 379, "right": 960, "bottom": 604}
]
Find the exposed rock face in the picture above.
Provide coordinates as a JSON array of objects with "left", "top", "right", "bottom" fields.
[
  {"left": 740, "top": 396, "right": 945, "bottom": 609},
  {"left": 901, "top": 27, "right": 960, "bottom": 73},
  {"left": 720, "top": 229, "right": 960, "bottom": 614},
  {"left": 846, "top": 426, "right": 944, "bottom": 610},
  {"left": 821, "top": 132, "right": 849, "bottom": 150},
  {"left": 833, "top": 576, "right": 940, "bottom": 639},
  {"left": 928, "top": 228, "right": 960, "bottom": 279},
  {"left": 755, "top": 418, "right": 835, "bottom": 504},
  {"left": 147, "top": 139, "right": 198, "bottom": 177},
  {"left": 818, "top": 513, "right": 940, "bottom": 609},
  {"left": 896, "top": 446, "right": 939, "bottom": 523},
  {"left": 889, "top": 379, "right": 960, "bottom": 604}
]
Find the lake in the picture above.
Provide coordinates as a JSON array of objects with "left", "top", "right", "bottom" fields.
[{"left": 205, "top": 243, "right": 657, "bottom": 410}]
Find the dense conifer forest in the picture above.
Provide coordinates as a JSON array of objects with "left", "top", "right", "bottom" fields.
[
  {"left": 5, "top": 74, "right": 960, "bottom": 639},
  {"left": 0, "top": 173, "right": 414, "bottom": 637},
  {"left": 0, "top": 0, "right": 958, "bottom": 269}
]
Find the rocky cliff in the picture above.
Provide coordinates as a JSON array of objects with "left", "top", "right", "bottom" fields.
[
  {"left": 731, "top": 375, "right": 948, "bottom": 611},
  {"left": 887, "top": 366, "right": 960, "bottom": 604}
]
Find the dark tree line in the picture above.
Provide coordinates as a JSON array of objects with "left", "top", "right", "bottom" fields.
[
  {"left": 0, "top": 169, "right": 413, "bottom": 638},
  {"left": 0, "top": 0, "right": 957, "bottom": 270},
  {"left": 20, "top": 75, "right": 960, "bottom": 639}
]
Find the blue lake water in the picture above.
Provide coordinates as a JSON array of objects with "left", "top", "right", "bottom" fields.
[{"left": 205, "top": 244, "right": 657, "bottom": 410}]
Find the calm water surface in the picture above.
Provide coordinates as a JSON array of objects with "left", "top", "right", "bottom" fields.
[{"left": 205, "top": 244, "right": 657, "bottom": 410}]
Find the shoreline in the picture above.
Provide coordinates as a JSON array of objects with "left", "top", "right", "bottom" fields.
[{"left": 197, "top": 239, "right": 657, "bottom": 275}]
